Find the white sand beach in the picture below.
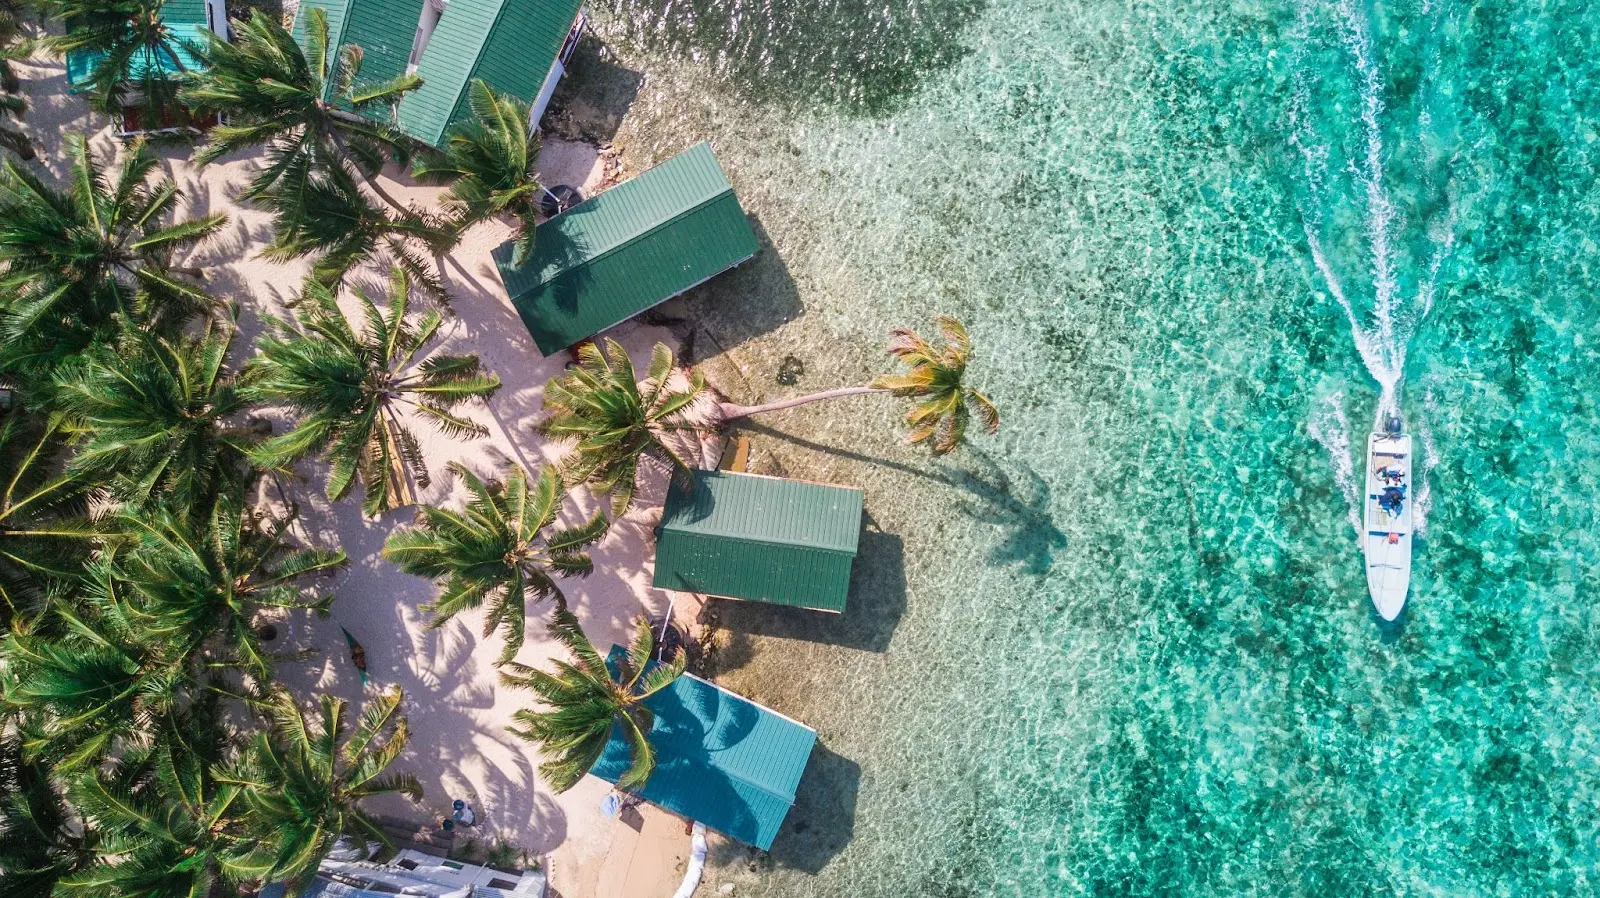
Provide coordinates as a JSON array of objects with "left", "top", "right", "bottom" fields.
[{"left": 14, "top": 46, "right": 708, "bottom": 898}]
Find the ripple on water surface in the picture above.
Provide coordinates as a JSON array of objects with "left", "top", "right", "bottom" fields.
[{"left": 581, "top": 0, "right": 1600, "bottom": 893}]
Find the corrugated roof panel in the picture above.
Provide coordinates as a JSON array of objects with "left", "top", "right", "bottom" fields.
[
  {"left": 293, "top": 0, "right": 423, "bottom": 114},
  {"left": 652, "top": 471, "right": 863, "bottom": 612},
  {"left": 653, "top": 530, "right": 856, "bottom": 612},
  {"left": 398, "top": 0, "right": 581, "bottom": 146},
  {"left": 661, "top": 471, "right": 864, "bottom": 552},
  {"left": 66, "top": 23, "right": 211, "bottom": 92},
  {"left": 492, "top": 143, "right": 760, "bottom": 355},
  {"left": 591, "top": 653, "right": 816, "bottom": 851}
]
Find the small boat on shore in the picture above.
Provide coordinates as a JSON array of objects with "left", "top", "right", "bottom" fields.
[{"left": 1364, "top": 417, "right": 1412, "bottom": 620}]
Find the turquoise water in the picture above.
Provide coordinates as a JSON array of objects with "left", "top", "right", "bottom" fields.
[{"left": 581, "top": 0, "right": 1600, "bottom": 892}]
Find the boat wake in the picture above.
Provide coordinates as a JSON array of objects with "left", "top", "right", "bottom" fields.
[
  {"left": 1289, "top": 0, "right": 1457, "bottom": 530},
  {"left": 1308, "top": 390, "right": 1362, "bottom": 536}
]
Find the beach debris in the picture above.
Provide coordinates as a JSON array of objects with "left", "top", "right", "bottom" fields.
[{"left": 776, "top": 355, "right": 805, "bottom": 386}]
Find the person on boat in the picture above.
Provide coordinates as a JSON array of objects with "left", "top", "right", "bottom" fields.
[{"left": 1380, "top": 485, "right": 1406, "bottom": 514}]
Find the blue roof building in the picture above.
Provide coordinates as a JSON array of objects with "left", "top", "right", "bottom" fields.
[{"left": 591, "top": 648, "right": 817, "bottom": 851}]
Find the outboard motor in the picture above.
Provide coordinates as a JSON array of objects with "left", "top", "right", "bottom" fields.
[{"left": 1384, "top": 415, "right": 1403, "bottom": 437}]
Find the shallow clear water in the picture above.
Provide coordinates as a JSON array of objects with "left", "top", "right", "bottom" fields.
[{"left": 580, "top": 0, "right": 1600, "bottom": 892}]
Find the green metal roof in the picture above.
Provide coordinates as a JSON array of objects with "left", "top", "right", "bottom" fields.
[
  {"left": 592, "top": 648, "right": 816, "bottom": 850},
  {"left": 66, "top": 23, "right": 210, "bottom": 93},
  {"left": 492, "top": 142, "right": 760, "bottom": 356},
  {"left": 396, "top": 0, "right": 581, "bottom": 147},
  {"left": 653, "top": 470, "right": 863, "bottom": 613},
  {"left": 292, "top": 0, "right": 425, "bottom": 113}
]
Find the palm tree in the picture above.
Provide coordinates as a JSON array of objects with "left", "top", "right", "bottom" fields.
[
  {"left": 0, "top": 739, "right": 89, "bottom": 898},
  {"left": 713, "top": 316, "right": 999, "bottom": 454},
  {"left": 258, "top": 169, "right": 451, "bottom": 297},
  {"left": 502, "top": 609, "right": 683, "bottom": 792},
  {"left": 540, "top": 340, "right": 709, "bottom": 518},
  {"left": 1, "top": 587, "right": 188, "bottom": 770},
  {"left": 223, "top": 688, "right": 423, "bottom": 886},
  {"left": 38, "top": 0, "right": 192, "bottom": 115},
  {"left": 55, "top": 716, "right": 266, "bottom": 898},
  {"left": 0, "top": 412, "right": 96, "bottom": 624},
  {"left": 245, "top": 272, "right": 501, "bottom": 516},
  {"left": 108, "top": 489, "right": 346, "bottom": 680},
  {"left": 383, "top": 462, "right": 607, "bottom": 665},
  {"left": 412, "top": 79, "right": 543, "bottom": 262},
  {"left": 869, "top": 316, "right": 999, "bottom": 453},
  {"left": 51, "top": 325, "right": 252, "bottom": 512},
  {"left": 0, "top": 134, "right": 225, "bottom": 371},
  {"left": 182, "top": 8, "right": 421, "bottom": 206}
]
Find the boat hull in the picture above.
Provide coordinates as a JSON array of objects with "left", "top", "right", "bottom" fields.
[{"left": 1363, "top": 432, "right": 1412, "bottom": 620}]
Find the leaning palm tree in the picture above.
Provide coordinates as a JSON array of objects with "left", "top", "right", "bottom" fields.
[
  {"left": 502, "top": 609, "right": 684, "bottom": 792},
  {"left": 540, "top": 340, "right": 709, "bottom": 518},
  {"left": 223, "top": 688, "right": 423, "bottom": 887},
  {"left": 869, "top": 316, "right": 999, "bottom": 453},
  {"left": 108, "top": 488, "right": 346, "bottom": 680},
  {"left": 257, "top": 169, "right": 451, "bottom": 296},
  {"left": 0, "top": 412, "right": 96, "bottom": 624},
  {"left": 383, "top": 462, "right": 607, "bottom": 665},
  {"left": 51, "top": 325, "right": 252, "bottom": 512},
  {"left": 245, "top": 272, "right": 501, "bottom": 515},
  {"left": 0, "top": 134, "right": 225, "bottom": 369},
  {"left": 412, "top": 79, "right": 543, "bottom": 262},
  {"left": 710, "top": 316, "right": 999, "bottom": 454},
  {"left": 182, "top": 8, "right": 420, "bottom": 205},
  {"left": 38, "top": 0, "right": 191, "bottom": 115}
]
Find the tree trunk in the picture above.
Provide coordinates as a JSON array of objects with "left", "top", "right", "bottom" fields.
[
  {"left": 718, "top": 386, "right": 888, "bottom": 421},
  {"left": 327, "top": 125, "right": 415, "bottom": 217}
]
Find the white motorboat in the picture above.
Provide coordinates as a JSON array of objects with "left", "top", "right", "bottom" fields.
[{"left": 1363, "top": 418, "right": 1412, "bottom": 620}]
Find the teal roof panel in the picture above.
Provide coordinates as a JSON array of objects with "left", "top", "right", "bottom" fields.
[
  {"left": 591, "top": 650, "right": 816, "bottom": 851},
  {"left": 66, "top": 23, "right": 210, "bottom": 93},
  {"left": 293, "top": 0, "right": 425, "bottom": 113},
  {"left": 398, "top": 0, "right": 581, "bottom": 146},
  {"left": 492, "top": 142, "right": 759, "bottom": 355},
  {"left": 653, "top": 470, "right": 863, "bottom": 612}
]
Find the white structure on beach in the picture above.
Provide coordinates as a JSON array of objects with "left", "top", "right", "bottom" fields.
[{"left": 260, "top": 848, "right": 547, "bottom": 898}]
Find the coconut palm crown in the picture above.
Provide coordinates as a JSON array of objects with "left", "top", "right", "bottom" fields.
[
  {"left": 244, "top": 271, "right": 501, "bottom": 515},
  {"left": 412, "top": 79, "right": 543, "bottom": 263},
  {"left": 540, "top": 340, "right": 708, "bottom": 518},
  {"left": 182, "top": 8, "right": 421, "bottom": 203},
  {"left": 51, "top": 325, "right": 252, "bottom": 512},
  {"left": 0, "top": 134, "right": 225, "bottom": 372},
  {"left": 107, "top": 489, "right": 346, "bottom": 680},
  {"left": 870, "top": 315, "right": 998, "bottom": 454},
  {"left": 39, "top": 0, "right": 194, "bottom": 115},
  {"left": 502, "top": 609, "right": 684, "bottom": 792},
  {"left": 383, "top": 462, "right": 607, "bottom": 666},
  {"left": 221, "top": 688, "right": 423, "bottom": 887}
]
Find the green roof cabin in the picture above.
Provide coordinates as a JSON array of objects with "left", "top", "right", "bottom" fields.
[
  {"left": 592, "top": 647, "right": 816, "bottom": 851},
  {"left": 492, "top": 141, "right": 760, "bottom": 356},
  {"left": 66, "top": 0, "right": 228, "bottom": 135},
  {"left": 294, "top": 0, "right": 585, "bottom": 146},
  {"left": 653, "top": 470, "right": 864, "bottom": 613}
]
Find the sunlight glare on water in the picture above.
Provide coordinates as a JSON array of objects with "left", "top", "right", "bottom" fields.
[{"left": 583, "top": 0, "right": 1600, "bottom": 892}]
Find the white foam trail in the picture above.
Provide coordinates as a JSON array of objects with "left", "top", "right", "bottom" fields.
[
  {"left": 1293, "top": 0, "right": 1457, "bottom": 435},
  {"left": 1308, "top": 391, "right": 1362, "bottom": 537}
]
